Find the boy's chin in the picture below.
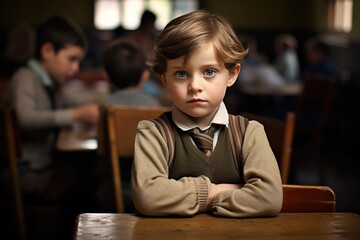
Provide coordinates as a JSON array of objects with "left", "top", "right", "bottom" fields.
[{"left": 54, "top": 78, "right": 68, "bottom": 85}]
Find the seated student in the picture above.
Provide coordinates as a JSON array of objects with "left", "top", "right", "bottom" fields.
[
  {"left": 236, "top": 34, "right": 285, "bottom": 88},
  {"left": 4, "top": 15, "right": 99, "bottom": 197},
  {"left": 97, "top": 40, "right": 162, "bottom": 212},
  {"left": 117, "top": 10, "right": 168, "bottom": 103},
  {"left": 131, "top": 10, "right": 283, "bottom": 218},
  {"left": 303, "top": 39, "right": 341, "bottom": 81},
  {"left": 102, "top": 39, "right": 161, "bottom": 107},
  {"left": 273, "top": 34, "right": 300, "bottom": 82},
  {"left": 119, "top": 10, "right": 158, "bottom": 57}
]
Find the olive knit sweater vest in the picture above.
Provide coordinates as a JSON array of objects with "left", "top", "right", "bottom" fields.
[{"left": 169, "top": 126, "right": 244, "bottom": 184}]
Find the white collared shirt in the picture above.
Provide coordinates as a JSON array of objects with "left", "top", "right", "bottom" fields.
[
  {"left": 28, "top": 59, "right": 54, "bottom": 87},
  {"left": 171, "top": 102, "right": 229, "bottom": 149}
]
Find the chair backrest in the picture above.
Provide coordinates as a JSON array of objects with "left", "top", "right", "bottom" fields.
[
  {"left": 0, "top": 77, "right": 10, "bottom": 99},
  {"left": 102, "top": 105, "right": 170, "bottom": 213},
  {"left": 295, "top": 75, "right": 337, "bottom": 135},
  {"left": 241, "top": 112, "right": 295, "bottom": 183},
  {"left": 281, "top": 184, "right": 336, "bottom": 212},
  {"left": 0, "top": 107, "right": 27, "bottom": 239}
]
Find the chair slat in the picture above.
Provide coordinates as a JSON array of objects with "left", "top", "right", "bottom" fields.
[
  {"left": 101, "top": 105, "right": 170, "bottom": 213},
  {"left": 281, "top": 184, "right": 336, "bottom": 213},
  {"left": 0, "top": 108, "right": 27, "bottom": 240}
]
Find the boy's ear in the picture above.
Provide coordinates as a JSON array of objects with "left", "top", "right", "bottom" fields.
[
  {"left": 138, "top": 69, "right": 151, "bottom": 88},
  {"left": 227, "top": 63, "right": 241, "bottom": 87},
  {"left": 41, "top": 42, "right": 55, "bottom": 60},
  {"left": 158, "top": 74, "right": 166, "bottom": 86}
]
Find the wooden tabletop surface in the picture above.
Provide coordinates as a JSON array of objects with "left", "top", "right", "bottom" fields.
[
  {"left": 56, "top": 125, "right": 97, "bottom": 152},
  {"left": 74, "top": 212, "right": 360, "bottom": 240}
]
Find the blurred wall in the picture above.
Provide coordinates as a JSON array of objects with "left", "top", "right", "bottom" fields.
[
  {"left": 0, "top": 0, "right": 358, "bottom": 40},
  {"left": 0, "top": 0, "right": 360, "bottom": 40},
  {"left": 201, "top": 0, "right": 326, "bottom": 31},
  {"left": 0, "top": 0, "right": 93, "bottom": 27}
]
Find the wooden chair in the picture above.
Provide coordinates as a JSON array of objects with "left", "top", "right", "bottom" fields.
[
  {"left": 281, "top": 184, "right": 336, "bottom": 212},
  {"left": 294, "top": 76, "right": 337, "bottom": 184},
  {"left": 101, "top": 105, "right": 170, "bottom": 213},
  {"left": 0, "top": 107, "right": 27, "bottom": 240},
  {"left": 241, "top": 111, "right": 296, "bottom": 183},
  {"left": 295, "top": 75, "right": 337, "bottom": 139},
  {"left": 1, "top": 107, "right": 64, "bottom": 239}
]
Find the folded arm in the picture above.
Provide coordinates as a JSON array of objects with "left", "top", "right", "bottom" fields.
[
  {"left": 131, "top": 120, "right": 212, "bottom": 216},
  {"left": 209, "top": 121, "right": 283, "bottom": 217}
]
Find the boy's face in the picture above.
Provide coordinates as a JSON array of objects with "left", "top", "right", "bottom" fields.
[
  {"left": 42, "top": 43, "right": 85, "bottom": 84},
  {"left": 160, "top": 42, "right": 240, "bottom": 121}
]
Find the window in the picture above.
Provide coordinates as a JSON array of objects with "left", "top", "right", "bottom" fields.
[
  {"left": 94, "top": 0, "right": 199, "bottom": 30},
  {"left": 328, "top": 0, "right": 353, "bottom": 32},
  {"left": 94, "top": 0, "right": 121, "bottom": 30}
]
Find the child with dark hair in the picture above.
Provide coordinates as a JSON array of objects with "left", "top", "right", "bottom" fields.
[
  {"left": 102, "top": 39, "right": 160, "bottom": 106},
  {"left": 96, "top": 40, "right": 161, "bottom": 213},
  {"left": 4, "top": 15, "right": 99, "bottom": 192},
  {"left": 303, "top": 39, "right": 341, "bottom": 81}
]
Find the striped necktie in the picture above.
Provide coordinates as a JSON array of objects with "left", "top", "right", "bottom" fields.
[{"left": 189, "top": 125, "right": 219, "bottom": 156}]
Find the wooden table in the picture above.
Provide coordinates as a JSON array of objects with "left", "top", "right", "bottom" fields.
[
  {"left": 239, "top": 82, "right": 303, "bottom": 96},
  {"left": 74, "top": 212, "right": 360, "bottom": 240},
  {"left": 225, "top": 82, "right": 303, "bottom": 115},
  {"left": 56, "top": 125, "right": 97, "bottom": 152}
]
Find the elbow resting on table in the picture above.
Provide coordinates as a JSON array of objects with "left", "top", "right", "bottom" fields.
[
  {"left": 131, "top": 185, "right": 197, "bottom": 217},
  {"left": 131, "top": 185, "right": 168, "bottom": 216},
  {"left": 262, "top": 185, "right": 283, "bottom": 216}
]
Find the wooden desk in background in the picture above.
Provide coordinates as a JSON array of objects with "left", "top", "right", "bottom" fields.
[
  {"left": 239, "top": 82, "right": 303, "bottom": 96},
  {"left": 56, "top": 76, "right": 109, "bottom": 152},
  {"left": 225, "top": 82, "right": 302, "bottom": 115},
  {"left": 56, "top": 126, "right": 97, "bottom": 152},
  {"left": 74, "top": 212, "right": 360, "bottom": 240}
]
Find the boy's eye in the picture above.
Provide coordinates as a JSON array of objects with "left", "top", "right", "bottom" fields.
[
  {"left": 203, "top": 69, "right": 216, "bottom": 77},
  {"left": 68, "top": 56, "right": 79, "bottom": 63},
  {"left": 175, "top": 71, "right": 187, "bottom": 78}
]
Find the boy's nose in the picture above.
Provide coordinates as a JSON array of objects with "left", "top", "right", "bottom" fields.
[
  {"left": 188, "top": 77, "right": 203, "bottom": 92},
  {"left": 72, "top": 62, "right": 80, "bottom": 74}
]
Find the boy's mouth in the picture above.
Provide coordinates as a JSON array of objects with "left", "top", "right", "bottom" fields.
[{"left": 188, "top": 98, "right": 206, "bottom": 103}]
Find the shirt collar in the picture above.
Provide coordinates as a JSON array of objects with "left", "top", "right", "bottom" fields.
[
  {"left": 172, "top": 101, "right": 229, "bottom": 131},
  {"left": 28, "top": 59, "right": 54, "bottom": 87}
]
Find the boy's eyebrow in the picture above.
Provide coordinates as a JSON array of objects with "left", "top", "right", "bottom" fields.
[
  {"left": 168, "top": 63, "right": 222, "bottom": 70},
  {"left": 202, "top": 63, "right": 222, "bottom": 68}
]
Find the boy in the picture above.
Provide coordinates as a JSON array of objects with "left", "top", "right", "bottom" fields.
[
  {"left": 102, "top": 39, "right": 160, "bottom": 107},
  {"left": 97, "top": 40, "right": 161, "bottom": 212},
  {"left": 5, "top": 15, "right": 99, "bottom": 179},
  {"left": 131, "top": 10, "right": 283, "bottom": 217},
  {"left": 303, "top": 39, "right": 340, "bottom": 81}
]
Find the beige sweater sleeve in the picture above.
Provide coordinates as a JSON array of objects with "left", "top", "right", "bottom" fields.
[
  {"left": 210, "top": 120, "right": 283, "bottom": 217},
  {"left": 8, "top": 68, "right": 73, "bottom": 129},
  {"left": 131, "top": 120, "right": 212, "bottom": 216},
  {"left": 131, "top": 119, "right": 283, "bottom": 217}
]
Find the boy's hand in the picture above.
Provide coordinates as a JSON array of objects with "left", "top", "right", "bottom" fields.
[
  {"left": 208, "top": 183, "right": 243, "bottom": 201},
  {"left": 73, "top": 104, "right": 99, "bottom": 125}
]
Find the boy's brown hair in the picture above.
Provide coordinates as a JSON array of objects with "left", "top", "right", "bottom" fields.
[
  {"left": 103, "top": 39, "right": 147, "bottom": 89},
  {"left": 35, "top": 15, "right": 88, "bottom": 59},
  {"left": 148, "top": 10, "right": 248, "bottom": 75}
]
